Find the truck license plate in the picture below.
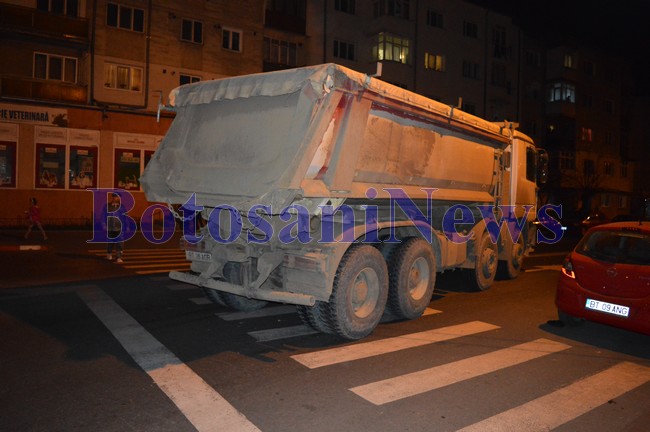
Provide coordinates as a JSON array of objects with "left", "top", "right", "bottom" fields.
[
  {"left": 186, "top": 250, "right": 212, "bottom": 262},
  {"left": 585, "top": 299, "right": 630, "bottom": 317}
]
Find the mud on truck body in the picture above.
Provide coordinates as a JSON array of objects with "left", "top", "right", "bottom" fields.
[{"left": 141, "top": 63, "right": 548, "bottom": 340}]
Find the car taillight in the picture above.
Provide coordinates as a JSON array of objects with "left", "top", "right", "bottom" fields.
[{"left": 561, "top": 256, "right": 575, "bottom": 279}]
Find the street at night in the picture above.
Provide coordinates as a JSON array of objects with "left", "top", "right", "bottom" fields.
[{"left": 1, "top": 231, "right": 649, "bottom": 432}]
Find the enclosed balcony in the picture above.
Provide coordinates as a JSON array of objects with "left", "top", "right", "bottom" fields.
[
  {"left": 0, "top": 3, "right": 89, "bottom": 46},
  {"left": 1, "top": 75, "right": 87, "bottom": 104}
]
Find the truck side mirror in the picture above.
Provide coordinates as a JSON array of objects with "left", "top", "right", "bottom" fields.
[{"left": 536, "top": 149, "right": 548, "bottom": 186}]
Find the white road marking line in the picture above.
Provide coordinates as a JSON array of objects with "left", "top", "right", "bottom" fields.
[
  {"left": 77, "top": 286, "right": 260, "bottom": 432},
  {"left": 350, "top": 338, "right": 570, "bottom": 405},
  {"left": 217, "top": 305, "right": 298, "bottom": 321},
  {"left": 457, "top": 361, "right": 650, "bottom": 432},
  {"left": 136, "top": 268, "right": 190, "bottom": 276},
  {"left": 248, "top": 325, "right": 319, "bottom": 342},
  {"left": 292, "top": 321, "right": 500, "bottom": 369},
  {"left": 525, "top": 265, "right": 561, "bottom": 273},
  {"left": 422, "top": 308, "right": 442, "bottom": 316}
]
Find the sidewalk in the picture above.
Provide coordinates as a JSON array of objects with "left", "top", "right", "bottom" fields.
[{"left": 0, "top": 228, "right": 183, "bottom": 290}]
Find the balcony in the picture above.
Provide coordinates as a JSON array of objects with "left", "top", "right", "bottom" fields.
[
  {"left": 0, "top": 3, "right": 89, "bottom": 46},
  {"left": 1, "top": 75, "right": 87, "bottom": 104},
  {"left": 264, "top": 9, "right": 306, "bottom": 35}
]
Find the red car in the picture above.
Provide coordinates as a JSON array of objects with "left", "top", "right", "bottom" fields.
[{"left": 555, "top": 221, "right": 650, "bottom": 335}]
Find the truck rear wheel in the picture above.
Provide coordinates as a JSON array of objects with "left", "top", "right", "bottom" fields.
[
  {"left": 326, "top": 245, "right": 388, "bottom": 340},
  {"left": 297, "top": 302, "right": 332, "bottom": 334},
  {"left": 497, "top": 232, "right": 525, "bottom": 280},
  {"left": 221, "top": 262, "right": 268, "bottom": 312},
  {"left": 387, "top": 238, "right": 436, "bottom": 320},
  {"left": 464, "top": 232, "right": 497, "bottom": 291}
]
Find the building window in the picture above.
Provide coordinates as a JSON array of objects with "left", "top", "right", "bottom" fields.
[
  {"left": 462, "top": 60, "right": 480, "bottom": 79},
  {"left": 181, "top": 19, "right": 203, "bottom": 44},
  {"left": 180, "top": 74, "right": 201, "bottom": 86},
  {"left": 37, "top": 0, "right": 79, "bottom": 16},
  {"left": 463, "top": 21, "right": 478, "bottom": 38},
  {"left": 604, "top": 99, "right": 614, "bottom": 114},
  {"left": 461, "top": 102, "right": 476, "bottom": 115},
  {"left": 0, "top": 141, "right": 17, "bottom": 188},
  {"left": 564, "top": 53, "right": 576, "bottom": 69},
  {"left": 604, "top": 131, "right": 612, "bottom": 146},
  {"left": 583, "top": 159, "right": 595, "bottom": 176},
  {"left": 581, "top": 127, "right": 593, "bottom": 142},
  {"left": 107, "top": 3, "right": 145, "bottom": 32},
  {"left": 559, "top": 151, "right": 575, "bottom": 170},
  {"left": 114, "top": 149, "right": 141, "bottom": 190},
  {"left": 104, "top": 63, "right": 143, "bottom": 91},
  {"left": 620, "top": 162, "right": 628, "bottom": 178},
  {"left": 264, "top": 37, "right": 298, "bottom": 67},
  {"left": 333, "top": 40, "right": 355, "bottom": 61},
  {"left": 34, "top": 53, "right": 77, "bottom": 83},
  {"left": 619, "top": 195, "right": 628, "bottom": 209},
  {"left": 335, "top": 0, "right": 355, "bottom": 14},
  {"left": 601, "top": 193, "right": 610, "bottom": 207},
  {"left": 548, "top": 82, "right": 575, "bottom": 103},
  {"left": 424, "top": 53, "right": 445, "bottom": 71},
  {"left": 426, "top": 9, "right": 443, "bottom": 28},
  {"left": 583, "top": 60, "right": 595, "bottom": 76},
  {"left": 491, "top": 63, "right": 507, "bottom": 87},
  {"left": 373, "top": 0, "right": 410, "bottom": 19},
  {"left": 583, "top": 94, "right": 593, "bottom": 107},
  {"left": 223, "top": 28, "right": 242, "bottom": 52},
  {"left": 373, "top": 32, "right": 410, "bottom": 64},
  {"left": 525, "top": 50, "right": 541, "bottom": 68},
  {"left": 604, "top": 161, "right": 614, "bottom": 176},
  {"left": 492, "top": 26, "right": 507, "bottom": 59}
]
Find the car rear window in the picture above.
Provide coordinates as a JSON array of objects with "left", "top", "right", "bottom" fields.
[{"left": 577, "top": 230, "right": 650, "bottom": 265}]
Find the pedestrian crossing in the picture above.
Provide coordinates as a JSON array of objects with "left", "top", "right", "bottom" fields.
[
  {"left": 166, "top": 283, "right": 650, "bottom": 430},
  {"left": 89, "top": 247, "right": 191, "bottom": 275}
]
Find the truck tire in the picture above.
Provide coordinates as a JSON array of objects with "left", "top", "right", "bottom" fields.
[
  {"left": 202, "top": 287, "right": 228, "bottom": 307},
  {"left": 497, "top": 232, "right": 525, "bottom": 280},
  {"left": 464, "top": 232, "right": 497, "bottom": 291},
  {"left": 326, "top": 245, "right": 388, "bottom": 340},
  {"left": 221, "top": 262, "right": 268, "bottom": 312},
  {"left": 297, "top": 302, "right": 332, "bottom": 334},
  {"left": 387, "top": 238, "right": 436, "bottom": 320}
]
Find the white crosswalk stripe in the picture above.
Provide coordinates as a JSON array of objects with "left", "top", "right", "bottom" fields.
[
  {"left": 292, "top": 321, "right": 499, "bottom": 369},
  {"left": 458, "top": 361, "right": 650, "bottom": 432},
  {"left": 88, "top": 247, "right": 190, "bottom": 275},
  {"left": 350, "top": 338, "right": 571, "bottom": 405}
]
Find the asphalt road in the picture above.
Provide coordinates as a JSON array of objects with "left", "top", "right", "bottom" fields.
[{"left": 1, "top": 233, "right": 649, "bottom": 432}]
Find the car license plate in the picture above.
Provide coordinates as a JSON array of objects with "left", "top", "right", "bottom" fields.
[
  {"left": 185, "top": 250, "right": 212, "bottom": 262},
  {"left": 585, "top": 299, "right": 630, "bottom": 317}
]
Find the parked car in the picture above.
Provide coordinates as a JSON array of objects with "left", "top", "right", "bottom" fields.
[
  {"left": 580, "top": 212, "right": 608, "bottom": 234},
  {"left": 555, "top": 221, "right": 650, "bottom": 335}
]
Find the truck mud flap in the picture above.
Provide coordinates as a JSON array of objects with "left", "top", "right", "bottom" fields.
[{"left": 169, "top": 271, "right": 316, "bottom": 306}]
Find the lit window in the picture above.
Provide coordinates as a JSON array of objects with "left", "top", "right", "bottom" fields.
[
  {"left": 104, "top": 63, "right": 143, "bottom": 91},
  {"left": 548, "top": 82, "right": 575, "bottom": 103},
  {"left": 34, "top": 53, "right": 77, "bottom": 83},
  {"left": 223, "top": 28, "right": 242, "bottom": 52},
  {"left": 181, "top": 19, "right": 203, "bottom": 44},
  {"left": 107, "top": 3, "right": 144, "bottom": 32},
  {"left": 581, "top": 127, "right": 593, "bottom": 142},
  {"left": 564, "top": 54, "right": 576, "bottom": 69},
  {"left": 373, "top": 32, "right": 410, "bottom": 64},
  {"left": 424, "top": 53, "right": 445, "bottom": 71}
]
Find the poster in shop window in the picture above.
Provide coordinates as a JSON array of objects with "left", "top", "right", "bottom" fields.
[
  {"left": 36, "top": 143, "right": 65, "bottom": 189},
  {"left": 0, "top": 141, "right": 17, "bottom": 188},
  {"left": 114, "top": 148, "right": 140, "bottom": 190},
  {"left": 69, "top": 146, "right": 97, "bottom": 189}
]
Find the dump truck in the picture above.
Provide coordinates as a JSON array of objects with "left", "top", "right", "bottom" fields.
[{"left": 141, "top": 63, "right": 548, "bottom": 340}]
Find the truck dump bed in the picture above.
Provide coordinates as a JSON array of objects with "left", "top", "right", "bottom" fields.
[{"left": 142, "top": 63, "right": 515, "bottom": 210}]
